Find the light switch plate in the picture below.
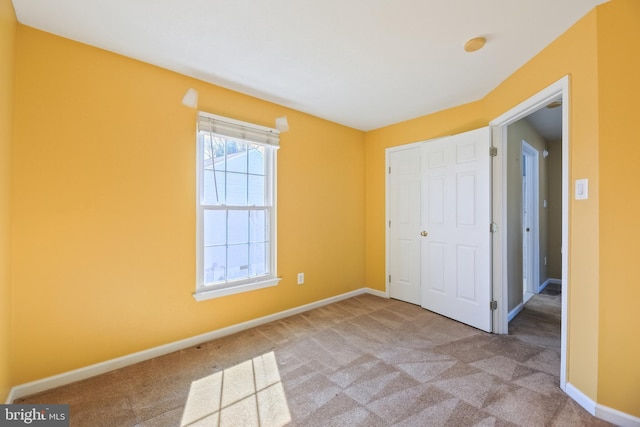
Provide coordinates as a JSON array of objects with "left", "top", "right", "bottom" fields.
[{"left": 575, "top": 179, "right": 588, "bottom": 200}]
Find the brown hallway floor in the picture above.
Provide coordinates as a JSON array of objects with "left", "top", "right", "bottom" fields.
[{"left": 15, "top": 292, "right": 612, "bottom": 426}]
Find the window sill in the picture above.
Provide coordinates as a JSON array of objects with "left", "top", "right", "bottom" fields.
[{"left": 193, "top": 277, "right": 281, "bottom": 302}]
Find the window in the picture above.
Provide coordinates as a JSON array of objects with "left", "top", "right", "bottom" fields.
[{"left": 194, "top": 112, "right": 280, "bottom": 301}]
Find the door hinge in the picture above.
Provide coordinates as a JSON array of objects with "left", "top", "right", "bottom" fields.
[
  {"left": 490, "top": 300, "right": 498, "bottom": 311},
  {"left": 388, "top": 275, "right": 391, "bottom": 283},
  {"left": 489, "top": 146, "right": 498, "bottom": 157},
  {"left": 388, "top": 220, "right": 391, "bottom": 228},
  {"left": 490, "top": 222, "right": 498, "bottom": 233},
  {"left": 388, "top": 166, "right": 391, "bottom": 174}
]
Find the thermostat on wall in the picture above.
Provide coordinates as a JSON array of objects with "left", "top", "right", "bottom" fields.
[{"left": 575, "top": 179, "right": 588, "bottom": 200}]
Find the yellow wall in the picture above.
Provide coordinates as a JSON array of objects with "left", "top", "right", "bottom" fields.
[
  {"left": 0, "top": 0, "right": 16, "bottom": 403},
  {"left": 596, "top": 0, "right": 640, "bottom": 416},
  {"left": 6, "top": 0, "right": 639, "bottom": 418},
  {"left": 11, "top": 26, "right": 365, "bottom": 385},
  {"left": 365, "top": 5, "right": 602, "bottom": 401}
]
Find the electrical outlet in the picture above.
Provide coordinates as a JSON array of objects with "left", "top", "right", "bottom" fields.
[{"left": 297, "top": 273, "right": 304, "bottom": 285}]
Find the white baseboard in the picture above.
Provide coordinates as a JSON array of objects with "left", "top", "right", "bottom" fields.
[
  {"left": 596, "top": 404, "right": 640, "bottom": 427},
  {"left": 565, "top": 382, "right": 596, "bottom": 415},
  {"left": 539, "top": 278, "right": 561, "bottom": 293},
  {"left": 8, "top": 287, "right": 382, "bottom": 402},
  {"left": 566, "top": 382, "right": 640, "bottom": 426},
  {"left": 365, "top": 287, "right": 388, "bottom": 299},
  {"left": 5, "top": 388, "right": 17, "bottom": 405},
  {"left": 507, "top": 303, "right": 523, "bottom": 322}
]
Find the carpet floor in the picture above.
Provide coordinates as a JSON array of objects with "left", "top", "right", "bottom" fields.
[{"left": 15, "top": 293, "right": 612, "bottom": 426}]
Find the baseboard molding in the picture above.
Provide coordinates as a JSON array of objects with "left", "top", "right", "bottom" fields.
[
  {"left": 507, "top": 303, "right": 523, "bottom": 322},
  {"left": 565, "top": 382, "right": 596, "bottom": 415},
  {"left": 539, "top": 278, "right": 561, "bottom": 293},
  {"left": 5, "top": 388, "right": 17, "bottom": 405},
  {"left": 596, "top": 404, "right": 640, "bottom": 427},
  {"left": 365, "top": 287, "right": 388, "bottom": 299},
  {"left": 566, "top": 382, "right": 640, "bottom": 427},
  {"left": 8, "top": 287, "right": 385, "bottom": 402}
]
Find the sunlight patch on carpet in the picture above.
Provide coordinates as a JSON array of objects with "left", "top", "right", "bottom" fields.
[{"left": 181, "top": 351, "right": 291, "bottom": 426}]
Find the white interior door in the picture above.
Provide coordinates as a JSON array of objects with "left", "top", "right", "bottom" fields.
[
  {"left": 522, "top": 141, "right": 539, "bottom": 303},
  {"left": 388, "top": 146, "right": 422, "bottom": 305},
  {"left": 421, "top": 127, "right": 492, "bottom": 332}
]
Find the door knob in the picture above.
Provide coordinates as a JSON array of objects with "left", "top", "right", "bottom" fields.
[
  {"left": 420, "top": 231, "right": 428, "bottom": 237},
  {"left": 526, "top": 228, "right": 530, "bottom": 232}
]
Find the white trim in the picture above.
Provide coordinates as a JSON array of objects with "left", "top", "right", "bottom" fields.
[
  {"left": 565, "top": 382, "right": 596, "bottom": 415},
  {"left": 5, "top": 389, "right": 17, "bottom": 405},
  {"left": 596, "top": 404, "right": 640, "bottom": 427},
  {"left": 7, "top": 288, "right": 382, "bottom": 402},
  {"left": 563, "top": 383, "right": 640, "bottom": 426},
  {"left": 365, "top": 287, "right": 389, "bottom": 299},
  {"left": 491, "top": 125, "right": 509, "bottom": 334},
  {"left": 507, "top": 302, "right": 523, "bottom": 322},
  {"left": 193, "top": 277, "right": 281, "bottom": 301},
  {"left": 490, "top": 75, "right": 569, "bottom": 390}
]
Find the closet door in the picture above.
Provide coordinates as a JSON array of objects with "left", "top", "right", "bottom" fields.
[{"left": 388, "top": 146, "right": 422, "bottom": 305}]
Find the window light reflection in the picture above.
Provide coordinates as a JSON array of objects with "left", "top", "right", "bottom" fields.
[{"left": 181, "top": 351, "right": 291, "bottom": 426}]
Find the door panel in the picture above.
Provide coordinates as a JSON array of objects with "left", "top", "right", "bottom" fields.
[
  {"left": 388, "top": 147, "right": 422, "bottom": 305},
  {"left": 421, "top": 127, "right": 492, "bottom": 332}
]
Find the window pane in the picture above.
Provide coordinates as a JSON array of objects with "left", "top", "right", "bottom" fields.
[
  {"left": 228, "top": 210, "right": 248, "bottom": 244},
  {"left": 226, "top": 141, "right": 247, "bottom": 173},
  {"left": 228, "top": 244, "right": 249, "bottom": 281},
  {"left": 248, "top": 175, "right": 265, "bottom": 206},
  {"left": 249, "top": 210, "right": 267, "bottom": 243},
  {"left": 249, "top": 243, "right": 267, "bottom": 276},
  {"left": 203, "top": 210, "right": 226, "bottom": 246},
  {"left": 248, "top": 145, "right": 265, "bottom": 175},
  {"left": 203, "top": 170, "right": 225, "bottom": 205},
  {"left": 226, "top": 172, "right": 247, "bottom": 205},
  {"left": 203, "top": 135, "right": 225, "bottom": 166},
  {"left": 204, "top": 246, "right": 226, "bottom": 284}
]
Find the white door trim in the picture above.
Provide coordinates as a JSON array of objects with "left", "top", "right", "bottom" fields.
[{"left": 489, "top": 75, "right": 569, "bottom": 391}]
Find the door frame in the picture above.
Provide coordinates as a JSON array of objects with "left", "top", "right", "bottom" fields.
[
  {"left": 490, "top": 75, "right": 569, "bottom": 391},
  {"left": 521, "top": 140, "right": 540, "bottom": 304}
]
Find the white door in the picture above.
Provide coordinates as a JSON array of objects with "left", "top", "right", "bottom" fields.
[
  {"left": 522, "top": 141, "right": 539, "bottom": 304},
  {"left": 421, "top": 127, "right": 492, "bottom": 332},
  {"left": 388, "top": 146, "right": 422, "bottom": 305}
]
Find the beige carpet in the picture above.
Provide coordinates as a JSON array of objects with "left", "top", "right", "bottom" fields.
[{"left": 15, "top": 293, "right": 612, "bottom": 426}]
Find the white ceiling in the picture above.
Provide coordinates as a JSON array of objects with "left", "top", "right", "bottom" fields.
[
  {"left": 11, "top": 0, "right": 607, "bottom": 131},
  {"left": 526, "top": 101, "right": 563, "bottom": 141}
]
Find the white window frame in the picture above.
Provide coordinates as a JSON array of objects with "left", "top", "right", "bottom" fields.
[{"left": 194, "top": 112, "right": 280, "bottom": 301}]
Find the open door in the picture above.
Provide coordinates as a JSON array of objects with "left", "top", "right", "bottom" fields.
[{"left": 420, "top": 127, "right": 493, "bottom": 332}]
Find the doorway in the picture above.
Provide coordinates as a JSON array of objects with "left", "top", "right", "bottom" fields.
[{"left": 490, "top": 76, "right": 569, "bottom": 390}]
